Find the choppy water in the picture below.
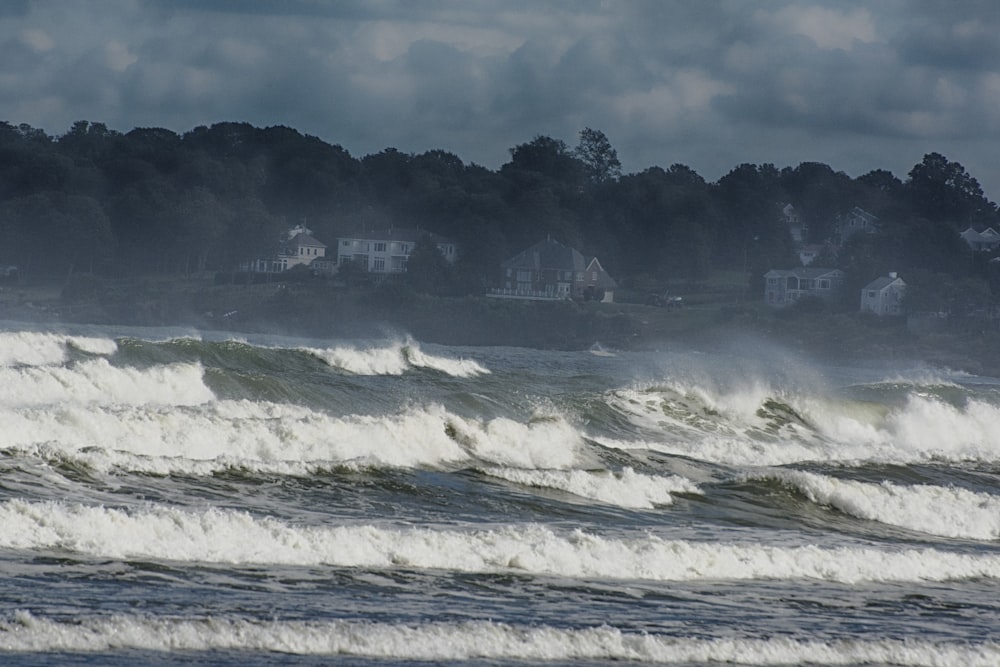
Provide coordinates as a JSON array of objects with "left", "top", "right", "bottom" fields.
[{"left": 1, "top": 322, "right": 998, "bottom": 665}]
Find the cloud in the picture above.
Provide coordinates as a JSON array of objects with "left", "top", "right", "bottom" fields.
[
  {"left": 0, "top": 1, "right": 998, "bottom": 198},
  {"left": 766, "top": 5, "right": 876, "bottom": 50}
]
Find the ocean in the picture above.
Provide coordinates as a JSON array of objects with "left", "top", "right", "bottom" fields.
[{"left": 0, "top": 322, "right": 998, "bottom": 666}]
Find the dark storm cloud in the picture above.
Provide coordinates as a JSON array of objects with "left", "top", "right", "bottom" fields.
[{"left": 1, "top": 0, "right": 998, "bottom": 197}]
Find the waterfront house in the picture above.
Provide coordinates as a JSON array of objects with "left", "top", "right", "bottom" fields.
[
  {"left": 764, "top": 267, "right": 844, "bottom": 306},
  {"left": 861, "top": 272, "right": 906, "bottom": 316},
  {"left": 490, "top": 237, "right": 617, "bottom": 302},
  {"left": 336, "top": 228, "right": 457, "bottom": 275},
  {"left": 242, "top": 225, "right": 327, "bottom": 274}
]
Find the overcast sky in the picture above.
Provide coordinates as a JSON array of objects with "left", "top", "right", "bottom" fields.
[{"left": 2, "top": 0, "right": 999, "bottom": 199}]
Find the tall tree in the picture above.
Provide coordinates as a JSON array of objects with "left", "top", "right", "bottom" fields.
[
  {"left": 574, "top": 127, "right": 621, "bottom": 184},
  {"left": 906, "top": 153, "right": 996, "bottom": 226}
]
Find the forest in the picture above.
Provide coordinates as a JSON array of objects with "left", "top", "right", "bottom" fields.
[{"left": 1, "top": 119, "right": 999, "bottom": 315}]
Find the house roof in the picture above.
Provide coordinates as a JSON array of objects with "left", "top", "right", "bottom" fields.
[
  {"left": 960, "top": 227, "right": 1000, "bottom": 247},
  {"left": 502, "top": 238, "right": 589, "bottom": 272},
  {"left": 339, "top": 228, "right": 455, "bottom": 245},
  {"left": 846, "top": 206, "right": 879, "bottom": 224},
  {"left": 764, "top": 267, "right": 844, "bottom": 279},
  {"left": 288, "top": 231, "right": 326, "bottom": 248},
  {"left": 585, "top": 257, "right": 618, "bottom": 289},
  {"left": 863, "top": 275, "right": 905, "bottom": 291}
]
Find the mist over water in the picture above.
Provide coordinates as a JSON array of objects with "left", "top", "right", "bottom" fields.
[{"left": 0, "top": 324, "right": 998, "bottom": 665}]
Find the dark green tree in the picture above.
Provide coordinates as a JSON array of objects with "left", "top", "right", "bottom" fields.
[
  {"left": 906, "top": 153, "right": 997, "bottom": 226},
  {"left": 404, "top": 235, "right": 453, "bottom": 294},
  {"left": 574, "top": 127, "right": 621, "bottom": 184}
]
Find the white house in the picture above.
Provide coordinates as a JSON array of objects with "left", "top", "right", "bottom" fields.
[
  {"left": 336, "top": 228, "right": 457, "bottom": 275},
  {"left": 242, "top": 225, "right": 327, "bottom": 273},
  {"left": 861, "top": 272, "right": 906, "bottom": 316},
  {"left": 763, "top": 267, "right": 844, "bottom": 306}
]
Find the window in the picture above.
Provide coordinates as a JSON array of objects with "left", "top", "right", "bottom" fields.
[
  {"left": 868, "top": 291, "right": 876, "bottom": 298},
  {"left": 372, "top": 257, "right": 386, "bottom": 272},
  {"left": 342, "top": 240, "right": 350, "bottom": 246},
  {"left": 374, "top": 242, "right": 387, "bottom": 252},
  {"left": 819, "top": 279, "right": 830, "bottom": 289}
]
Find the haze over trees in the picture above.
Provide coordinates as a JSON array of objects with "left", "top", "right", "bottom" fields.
[{"left": 1, "top": 119, "right": 998, "bottom": 311}]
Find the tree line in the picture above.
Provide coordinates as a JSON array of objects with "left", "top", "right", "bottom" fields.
[{"left": 1, "top": 119, "right": 998, "bottom": 310}]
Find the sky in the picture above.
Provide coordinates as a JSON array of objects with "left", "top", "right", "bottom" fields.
[{"left": 2, "top": 0, "right": 999, "bottom": 200}]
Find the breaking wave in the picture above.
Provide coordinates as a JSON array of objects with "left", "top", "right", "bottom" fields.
[
  {"left": 0, "top": 331, "right": 117, "bottom": 367},
  {"left": 756, "top": 469, "right": 1000, "bottom": 540},
  {"left": 303, "top": 338, "right": 488, "bottom": 376},
  {"left": 481, "top": 466, "right": 701, "bottom": 508},
  {"left": 3, "top": 500, "right": 998, "bottom": 584},
  {"left": 2, "top": 611, "right": 997, "bottom": 665},
  {"left": 600, "top": 381, "right": 1000, "bottom": 465}
]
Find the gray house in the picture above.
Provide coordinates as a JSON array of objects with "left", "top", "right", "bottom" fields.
[
  {"left": 861, "top": 273, "right": 906, "bottom": 316},
  {"left": 764, "top": 267, "right": 844, "bottom": 306},
  {"left": 835, "top": 207, "right": 879, "bottom": 244},
  {"left": 491, "top": 237, "right": 617, "bottom": 302}
]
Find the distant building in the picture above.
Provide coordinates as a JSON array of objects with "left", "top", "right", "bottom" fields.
[
  {"left": 861, "top": 272, "right": 906, "bottom": 316},
  {"left": 782, "top": 203, "right": 807, "bottom": 243},
  {"left": 835, "top": 207, "right": 879, "bottom": 244},
  {"left": 960, "top": 227, "right": 1000, "bottom": 252},
  {"left": 336, "top": 228, "right": 457, "bottom": 275},
  {"left": 489, "top": 237, "right": 617, "bottom": 302},
  {"left": 764, "top": 267, "right": 844, "bottom": 306},
  {"left": 242, "top": 225, "right": 327, "bottom": 273}
]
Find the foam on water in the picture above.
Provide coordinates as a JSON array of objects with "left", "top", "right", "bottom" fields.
[
  {"left": 603, "top": 381, "right": 1000, "bottom": 466},
  {"left": 1, "top": 400, "right": 584, "bottom": 473},
  {"left": 0, "top": 331, "right": 117, "bottom": 367},
  {"left": 304, "top": 338, "right": 488, "bottom": 376},
  {"left": 0, "top": 359, "right": 213, "bottom": 408},
  {"left": 3, "top": 500, "right": 999, "bottom": 583},
  {"left": 2, "top": 611, "right": 997, "bottom": 665},
  {"left": 755, "top": 469, "right": 1000, "bottom": 540},
  {"left": 481, "top": 466, "right": 701, "bottom": 508}
]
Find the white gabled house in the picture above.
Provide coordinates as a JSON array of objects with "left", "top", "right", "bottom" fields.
[
  {"left": 861, "top": 272, "right": 906, "bottom": 316},
  {"left": 336, "top": 228, "right": 457, "bottom": 275},
  {"left": 763, "top": 267, "right": 844, "bottom": 306},
  {"left": 242, "top": 225, "right": 328, "bottom": 274}
]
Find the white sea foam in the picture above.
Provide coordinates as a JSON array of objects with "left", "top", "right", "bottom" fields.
[
  {"left": 1, "top": 401, "right": 584, "bottom": 473},
  {"left": 0, "top": 359, "right": 212, "bottom": 408},
  {"left": 2, "top": 611, "right": 998, "bottom": 665},
  {"left": 305, "top": 338, "right": 488, "bottom": 376},
  {"left": 482, "top": 466, "right": 701, "bottom": 508},
  {"left": 0, "top": 330, "right": 117, "bottom": 367},
  {"left": 604, "top": 383, "right": 1000, "bottom": 466},
  {"left": 4, "top": 500, "right": 999, "bottom": 584},
  {"left": 757, "top": 469, "right": 1000, "bottom": 540}
]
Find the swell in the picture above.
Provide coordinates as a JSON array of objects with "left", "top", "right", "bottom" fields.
[
  {"left": 3, "top": 611, "right": 998, "bottom": 664},
  {"left": 2, "top": 499, "right": 997, "bottom": 584},
  {"left": 749, "top": 469, "right": 1000, "bottom": 540}
]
